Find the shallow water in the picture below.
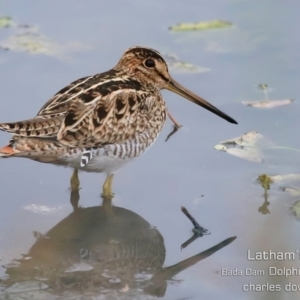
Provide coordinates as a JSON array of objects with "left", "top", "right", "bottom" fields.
[{"left": 0, "top": 1, "right": 299, "bottom": 299}]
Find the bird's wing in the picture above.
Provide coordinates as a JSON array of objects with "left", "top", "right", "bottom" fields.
[
  {"left": 37, "top": 75, "right": 98, "bottom": 118},
  {"left": 57, "top": 87, "right": 142, "bottom": 147},
  {"left": 0, "top": 75, "right": 94, "bottom": 137},
  {"left": 0, "top": 71, "right": 147, "bottom": 147}
]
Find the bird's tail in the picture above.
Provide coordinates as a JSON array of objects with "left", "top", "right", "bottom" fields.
[
  {"left": 0, "top": 136, "right": 29, "bottom": 158},
  {"left": 0, "top": 116, "right": 63, "bottom": 137},
  {"left": 0, "top": 144, "right": 17, "bottom": 157},
  {"left": 0, "top": 136, "right": 64, "bottom": 162}
]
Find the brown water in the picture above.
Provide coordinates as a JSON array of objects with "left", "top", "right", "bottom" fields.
[{"left": 0, "top": 1, "right": 299, "bottom": 299}]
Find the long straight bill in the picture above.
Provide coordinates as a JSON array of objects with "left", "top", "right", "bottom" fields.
[{"left": 166, "top": 77, "right": 238, "bottom": 124}]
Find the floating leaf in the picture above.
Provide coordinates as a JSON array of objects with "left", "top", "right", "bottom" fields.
[
  {"left": 0, "top": 31, "right": 60, "bottom": 55},
  {"left": 164, "top": 53, "right": 210, "bottom": 73},
  {"left": 258, "top": 84, "right": 268, "bottom": 91},
  {"left": 214, "top": 144, "right": 226, "bottom": 151},
  {"left": 215, "top": 145, "right": 262, "bottom": 163},
  {"left": 292, "top": 201, "right": 300, "bottom": 218},
  {"left": 269, "top": 174, "right": 300, "bottom": 183},
  {"left": 219, "top": 131, "right": 264, "bottom": 147},
  {"left": 241, "top": 99, "right": 294, "bottom": 108},
  {"left": 0, "top": 16, "right": 13, "bottom": 29},
  {"left": 0, "top": 27, "right": 91, "bottom": 59},
  {"left": 215, "top": 131, "right": 264, "bottom": 163},
  {"left": 169, "top": 20, "right": 232, "bottom": 32},
  {"left": 217, "top": 138, "right": 300, "bottom": 162},
  {"left": 281, "top": 187, "right": 300, "bottom": 197},
  {"left": 270, "top": 174, "right": 300, "bottom": 197},
  {"left": 254, "top": 173, "right": 300, "bottom": 216}
]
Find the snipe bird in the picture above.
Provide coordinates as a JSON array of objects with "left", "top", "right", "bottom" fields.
[{"left": 0, "top": 46, "right": 237, "bottom": 197}]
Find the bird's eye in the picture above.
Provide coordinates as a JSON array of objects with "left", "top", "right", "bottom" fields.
[{"left": 144, "top": 59, "right": 155, "bottom": 68}]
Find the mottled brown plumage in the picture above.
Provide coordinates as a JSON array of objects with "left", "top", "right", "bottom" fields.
[{"left": 0, "top": 46, "right": 237, "bottom": 195}]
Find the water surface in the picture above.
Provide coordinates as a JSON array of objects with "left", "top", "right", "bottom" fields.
[{"left": 0, "top": 1, "right": 299, "bottom": 299}]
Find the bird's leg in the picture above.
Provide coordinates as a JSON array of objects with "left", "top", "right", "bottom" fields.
[
  {"left": 167, "top": 111, "right": 182, "bottom": 129},
  {"left": 70, "top": 169, "right": 80, "bottom": 190},
  {"left": 102, "top": 174, "right": 114, "bottom": 198},
  {"left": 165, "top": 111, "right": 182, "bottom": 141}
]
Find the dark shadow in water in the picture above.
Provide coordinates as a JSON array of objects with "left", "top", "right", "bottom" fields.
[
  {"left": 1, "top": 190, "right": 236, "bottom": 298},
  {"left": 165, "top": 124, "right": 180, "bottom": 142},
  {"left": 258, "top": 193, "right": 270, "bottom": 215},
  {"left": 181, "top": 206, "right": 210, "bottom": 249}
]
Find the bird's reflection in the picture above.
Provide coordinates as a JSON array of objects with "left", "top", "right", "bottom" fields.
[
  {"left": 3, "top": 191, "right": 236, "bottom": 298},
  {"left": 180, "top": 206, "right": 211, "bottom": 249}
]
